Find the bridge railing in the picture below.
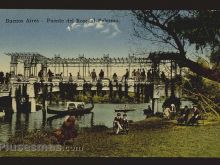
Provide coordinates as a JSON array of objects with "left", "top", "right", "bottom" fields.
[
  {"left": 6, "top": 74, "right": 165, "bottom": 85},
  {"left": 0, "top": 84, "right": 10, "bottom": 92}
]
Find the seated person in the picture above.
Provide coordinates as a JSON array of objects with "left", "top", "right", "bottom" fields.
[
  {"left": 77, "top": 104, "right": 84, "bottom": 110},
  {"left": 163, "top": 107, "right": 171, "bottom": 120},
  {"left": 121, "top": 113, "right": 129, "bottom": 133},
  {"left": 54, "top": 115, "right": 77, "bottom": 144},
  {"left": 144, "top": 105, "right": 153, "bottom": 117},
  {"left": 170, "top": 104, "right": 176, "bottom": 119},
  {"left": 113, "top": 113, "right": 123, "bottom": 134},
  {"left": 54, "top": 128, "right": 64, "bottom": 144},
  {"left": 177, "top": 105, "right": 190, "bottom": 124},
  {"left": 187, "top": 105, "right": 201, "bottom": 125}
]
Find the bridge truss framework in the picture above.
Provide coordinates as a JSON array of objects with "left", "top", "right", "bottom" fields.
[{"left": 5, "top": 52, "right": 181, "bottom": 80}]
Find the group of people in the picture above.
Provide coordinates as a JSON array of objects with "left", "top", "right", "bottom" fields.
[
  {"left": 131, "top": 68, "right": 146, "bottom": 81},
  {"left": 38, "top": 69, "right": 54, "bottom": 82},
  {"left": 163, "top": 103, "right": 201, "bottom": 126},
  {"left": 36, "top": 67, "right": 168, "bottom": 84},
  {"left": 53, "top": 102, "right": 202, "bottom": 145},
  {"left": 177, "top": 105, "right": 201, "bottom": 125},
  {"left": 53, "top": 112, "right": 129, "bottom": 145},
  {"left": 113, "top": 113, "right": 129, "bottom": 134},
  {"left": 89, "top": 68, "right": 157, "bottom": 83},
  {"left": 90, "top": 69, "right": 105, "bottom": 82},
  {"left": 0, "top": 71, "right": 11, "bottom": 84},
  {"left": 121, "top": 68, "right": 167, "bottom": 82}
]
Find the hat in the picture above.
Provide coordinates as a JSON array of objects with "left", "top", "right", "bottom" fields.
[
  {"left": 193, "top": 105, "right": 197, "bottom": 108},
  {"left": 123, "top": 114, "right": 127, "bottom": 116},
  {"left": 64, "top": 115, "right": 70, "bottom": 122},
  {"left": 67, "top": 116, "right": 75, "bottom": 123},
  {"left": 171, "top": 104, "right": 175, "bottom": 107},
  {"left": 117, "top": 113, "right": 121, "bottom": 116}
]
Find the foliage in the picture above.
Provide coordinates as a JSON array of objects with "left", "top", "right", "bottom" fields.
[
  {"left": 169, "top": 10, "right": 220, "bottom": 50},
  {"left": 93, "top": 95, "right": 109, "bottom": 103},
  {"left": 182, "top": 70, "right": 220, "bottom": 118},
  {"left": 203, "top": 112, "right": 219, "bottom": 121},
  {"left": 73, "top": 93, "right": 137, "bottom": 104},
  {"left": 162, "top": 96, "right": 181, "bottom": 109},
  {"left": 75, "top": 94, "right": 88, "bottom": 102},
  {"left": 50, "top": 92, "right": 61, "bottom": 104},
  {"left": 132, "top": 10, "right": 220, "bottom": 83},
  {"left": 183, "top": 73, "right": 204, "bottom": 93},
  {"left": 210, "top": 47, "right": 220, "bottom": 68}
]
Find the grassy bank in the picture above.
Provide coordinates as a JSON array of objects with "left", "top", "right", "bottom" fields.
[{"left": 1, "top": 117, "right": 220, "bottom": 157}]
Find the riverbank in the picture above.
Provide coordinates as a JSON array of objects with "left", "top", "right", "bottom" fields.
[{"left": 1, "top": 117, "right": 220, "bottom": 157}]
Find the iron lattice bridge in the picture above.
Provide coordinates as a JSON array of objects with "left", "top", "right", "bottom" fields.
[{"left": 5, "top": 52, "right": 180, "bottom": 78}]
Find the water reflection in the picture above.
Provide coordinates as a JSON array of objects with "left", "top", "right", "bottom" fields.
[
  {"left": 0, "top": 103, "right": 152, "bottom": 142},
  {"left": 46, "top": 112, "right": 95, "bottom": 128}
]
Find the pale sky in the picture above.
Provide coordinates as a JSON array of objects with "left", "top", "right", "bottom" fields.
[{"left": 0, "top": 9, "right": 205, "bottom": 73}]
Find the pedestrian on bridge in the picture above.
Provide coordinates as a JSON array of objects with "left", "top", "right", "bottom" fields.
[
  {"left": 136, "top": 69, "right": 141, "bottom": 81},
  {"left": 122, "top": 69, "right": 129, "bottom": 82},
  {"left": 69, "top": 73, "right": 73, "bottom": 82},
  {"left": 99, "top": 69, "right": 104, "bottom": 80},
  {"left": 77, "top": 72, "right": 81, "bottom": 79},
  {"left": 132, "top": 69, "right": 136, "bottom": 80},
  {"left": 91, "top": 69, "right": 97, "bottom": 82},
  {"left": 141, "top": 68, "right": 146, "bottom": 81},
  {"left": 112, "top": 73, "right": 118, "bottom": 82}
]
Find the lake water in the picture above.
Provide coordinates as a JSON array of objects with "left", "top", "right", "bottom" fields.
[
  {"left": 0, "top": 103, "right": 150, "bottom": 143},
  {"left": 0, "top": 100, "right": 194, "bottom": 143}
]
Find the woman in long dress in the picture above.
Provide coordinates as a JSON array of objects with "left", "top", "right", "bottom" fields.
[
  {"left": 54, "top": 115, "right": 77, "bottom": 144},
  {"left": 163, "top": 107, "right": 171, "bottom": 120}
]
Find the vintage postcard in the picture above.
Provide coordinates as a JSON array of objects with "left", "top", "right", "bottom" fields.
[{"left": 0, "top": 9, "right": 220, "bottom": 157}]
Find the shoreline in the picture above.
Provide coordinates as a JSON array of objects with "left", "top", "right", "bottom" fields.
[{"left": 1, "top": 117, "right": 220, "bottom": 157}]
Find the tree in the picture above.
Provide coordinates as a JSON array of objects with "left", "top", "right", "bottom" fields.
[{"left": 132, "top": 10, "right": 220, "bottom": 83}]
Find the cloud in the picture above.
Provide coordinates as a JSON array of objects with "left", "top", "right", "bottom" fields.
[
  {"left": 108, "top": 23, "right": 121, "bottom": 37},
  {"left": 84, "top": 19, "right": 96, "bottom": 28},
  {"left": 95, "top": 21, "right": 104, "bottom": 29},
  {"left": 66, "top": 26, "right": 71, "bottom": 31},
  {"left": 111, "top": 23, "right": 121, "bottom": 33},
  {"left": 67, "top": 22, "right": 81, "bottom": 31},
  {"left": 101, "top": 28, "right": 110, "bottom": 33},
  {"left": 111, "top": 31, "right": 118, "bottom": 37},
  {"left": 66, "top": 19, "right": 121, "bottom": 38},
  {"left": 100, "top": 23, "right": 121, "bottom": 38}
]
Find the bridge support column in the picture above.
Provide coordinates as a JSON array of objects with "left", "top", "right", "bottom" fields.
[
  {"left": 152, "top": 98, "right": 159, "bottom": 114},
  {"left": 10, "top": 78, "right": 17, "bottom": 112},
  {"left": 152, "top": 84, "right": 160, "bottom": 114},
  {"left": 42, "top": 63, "right": 48, "bottom": 81},
  {"left": 28, "top": 78, "right": 37, "bottom": 112}
]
